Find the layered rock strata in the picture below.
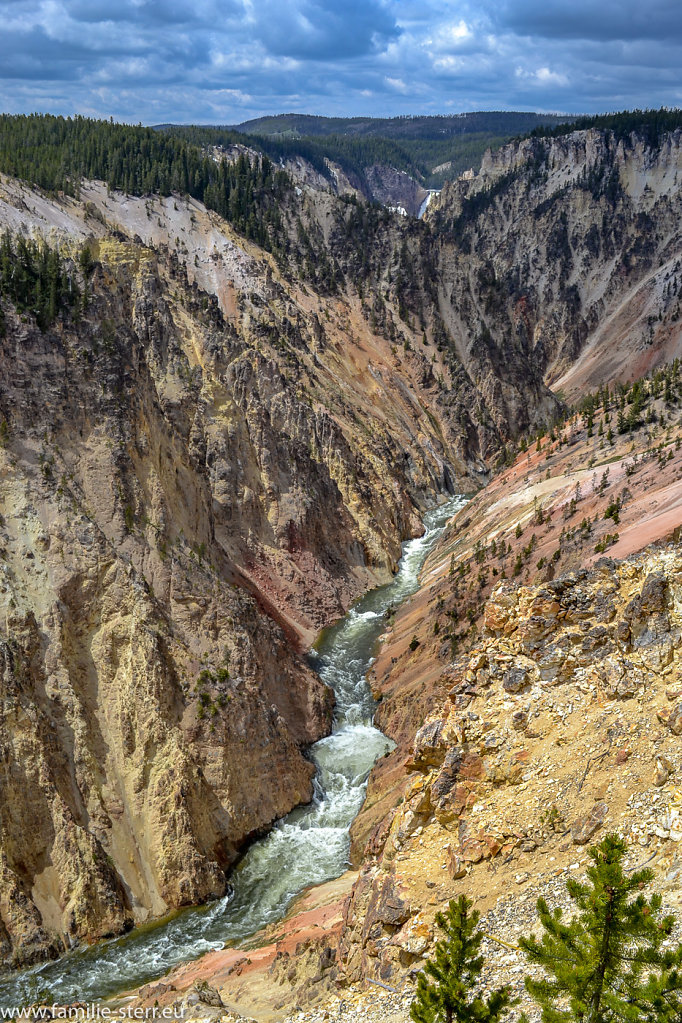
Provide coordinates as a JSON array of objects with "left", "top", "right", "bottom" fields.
[
  {"left": 0, "top": 182, "right": 462, "bottom": 964},
  {"left": 338, "top": 544, "right": 682, "bottom": 989}
]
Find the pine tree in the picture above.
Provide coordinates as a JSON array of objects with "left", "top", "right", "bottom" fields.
[
  {"left": 410, "top": 895, "right": 514, "bottom": 1023},
  {"left": 520, "top": 833, "right": 682, "bottom": 1023}
]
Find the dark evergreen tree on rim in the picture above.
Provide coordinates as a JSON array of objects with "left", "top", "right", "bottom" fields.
[
  {"left": 410, "top": 894, "right": 515, "bottom": 1023},
  {"left": 0, "top": 232, "right": 82, "bottom": 333},
  {"left": 520, "top": 833, "right": 682, "bottom": 1022}
]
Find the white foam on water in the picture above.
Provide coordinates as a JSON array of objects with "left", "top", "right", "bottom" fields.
[{"left": 0, "top": 496, "right": 465, "bottom": 1007}]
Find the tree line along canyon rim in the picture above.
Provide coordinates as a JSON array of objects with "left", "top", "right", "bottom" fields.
[{"left": 2, "top": 108, "right": 682, "bottom": 1021}]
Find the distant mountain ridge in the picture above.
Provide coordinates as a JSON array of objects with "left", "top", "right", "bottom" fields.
[
  {"left": 155, "top": 111, "right": 579, "bottom": 191},
  {"left": 226, "top": 111, "right": 576, "bottom": 140}
]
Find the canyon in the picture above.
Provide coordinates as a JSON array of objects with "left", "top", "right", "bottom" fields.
[
  {"left": 1, "top": 115, "right": 682, "bottom": 1015},
  {"left": 0, "top": 172, "right": 464, "bottom": 968}
]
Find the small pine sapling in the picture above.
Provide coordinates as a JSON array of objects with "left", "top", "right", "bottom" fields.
[
  {"left": 520, "top": 833, "right": 682, "bottom": 1022},
  {"left": 411, "top": 894, "right": 515, "bottom": 1023}
]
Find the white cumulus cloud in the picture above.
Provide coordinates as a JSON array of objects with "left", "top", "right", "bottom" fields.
[{"left": 516, "top": 65, "right": 569, "bottom": 87}]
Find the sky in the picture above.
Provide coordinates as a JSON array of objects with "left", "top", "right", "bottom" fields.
[{"left": 0, "top": 0, "right": 680, "bottom": 124}]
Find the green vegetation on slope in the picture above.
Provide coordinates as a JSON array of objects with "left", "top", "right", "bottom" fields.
[
  {"left": 0, "top": 114, "right": 414, "bottom": 295},
  {"left": 230, "top": 111, "right": 573, "bottom": 140},
  {"left": 529, "top": 106, "right": 682, "bottom": 149},
  {"left": 411, "top": 894, "right": 514, "bottom": 1023},
  {"left": 161, "top": 111, "right": 577, "bottom": 188},
  {"left": 0, "top": 232, "right": 83, "bottom": 333},
  {"left": 0, "top": 114, "right": 290, "bottom": 252},
  {"left": 160, "top": 124, "right": 421, "bottom": 184},
  {"left": 521, "top": 834, "right": 682, "bottom": 1022},
  {"left": 412, "top": 836, "right": 682, "bottom": 1022}
]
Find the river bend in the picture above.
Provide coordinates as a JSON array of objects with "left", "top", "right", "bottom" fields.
[{"left": 1, "top": 496, "right": 464, "bottom": 1008}]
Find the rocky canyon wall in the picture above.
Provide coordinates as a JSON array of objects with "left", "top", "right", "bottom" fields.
[{"left": 0, "top": 178, "right": 463, "bottom": 965}]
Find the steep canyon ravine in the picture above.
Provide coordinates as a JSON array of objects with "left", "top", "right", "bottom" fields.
[{"left": 0, "top": 496, "right": 465, "bottom": 1008}]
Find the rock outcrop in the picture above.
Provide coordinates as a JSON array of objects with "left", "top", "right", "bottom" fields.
[
  {"left": 0, "top": 181, "right": 464, "bottom": 964},
  {"left": 338, "top": 544, "right": 682, "bottom": 988}
]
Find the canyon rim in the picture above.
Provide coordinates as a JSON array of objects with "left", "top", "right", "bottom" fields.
[{"left": 1, "top": 106, "right": 682, "bottom": 1020}]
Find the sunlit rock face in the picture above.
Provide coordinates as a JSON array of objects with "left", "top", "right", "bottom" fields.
[
  {"left": 0, "top": 179, "right": 462, "bottom": 964},
  {"left": 427, "top": 128, "right": 682, "bottom": 405},
  {"left": 3, "top": 117, "right": 682, "bottom": 970},
  {"left": 339, "top": 547, "right": 682, "bottom": 991}
]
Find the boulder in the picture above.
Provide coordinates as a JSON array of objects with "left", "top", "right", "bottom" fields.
[
  {"left": 408, "top": 719, "right": 447, "bottom": 769},
  {"left": 640, "top": 572, "right": 668, "bottom": 612},
  {"left": 654, "top": 760, "right": 670, "bottom": 787},
  {"left": 502, "top": 665, "right": 531, "bottom": 694},
  {"left": 194, "top": 982, "right": 224, "bottom": 1008},
  {"left": 571, "top": 803, "right": 608, "bottom": 844},
  {"left": 511, "top": 709, "right": 528, "bottom": 731},
  {"left": 434, "top": 783, "right": 471, "bottom": 824},
  {"left": 394, "top": 913, "right": 433, "bottom": 956},
  {"left": 448, "top": 849, "right": 467, "bottom": 879},
  {"left": 664, "top": 704, "right": 682, "bottom": 736},
  {"left": 366, "top": 879, "right": 411, "bottom": 931},
  {"left": 430, "top": 749, "right": 464, "bottom": 804}
]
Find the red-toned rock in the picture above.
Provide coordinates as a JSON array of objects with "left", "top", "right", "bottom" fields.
[
  {"left": 448, "top": 849, "right": 467, "bottom": 879},
  {"left": 430, "top": 749, "right": 464, "bottom": 804},
  {"left": 365, "top": 879, "right": 412, "bottom": 931},
  {"left": 664, "top": 704, "right": 682, "bottom": 735},
  {"left": 459, "top": 752, "right": 486, "bottom": 781}
]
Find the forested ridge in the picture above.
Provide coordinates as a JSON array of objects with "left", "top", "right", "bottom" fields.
[
  {"left": 3, "top": 108, "right": 682, "bottom": 351},
  {"left": 229, "top": 111, "right": 573, "bottom": 138},
  {"left": 160, "top": 122, "right": 510, "bottom": 187},
  {"left": 0, "top": 114, "right": 290, "bottom": 252},
  {"left": 0, "top": 113, "right": 425, "bottom": 295},
  {"left": 223, "top": 111, "right": 576, "bottom": 185},
  {"left": 160, "top": 114, "right": 571, "bottom": 188},
  {"left": 529, "top": 107, "right": 682, "bottom": 147},
  {"left": 160, "top": 123, "right": 422, "bottom": 186},
  {"left": 249, "top": 130, "right": 511, "bottom": 188},
  {"left": 158, "top": 108, "right": 682, "bottom": 188}
]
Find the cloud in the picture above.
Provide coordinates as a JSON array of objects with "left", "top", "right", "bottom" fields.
[
  {"left": 385, "top": 77, "right": 408, "bottom": 93},
  {"left": 255, "top": 0, "right": 400, "bottom": 60},
  {"left": 495, "top": 0, "right": 682, "bottom": 43},
  {"left": 431, "top": 18, "right": 473, "bottom": 46},
  {"left": 516, "top": 65, "right": 570, "bottom": 88},
  {"left": 0, "top": 0, "right": 679, "bottom": 122}
]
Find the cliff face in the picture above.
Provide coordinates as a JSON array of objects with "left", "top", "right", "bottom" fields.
[
  {"left": 0, "top": 267, "right": 332, "bottom": 965},
  {"left": 338, "top": 542, "right": 682, "bottom": 995},
  {"left": 214, "top": 126, "right": 682, "bottom": 460},
  {"left": 0, "top": 179, "right": 465, "bottom": 965},
  {"left": 331, "top": 126, "right": 682, "bottom": 995},
  {"left": 278, "top": 154, "right": 429, "bottom": 218},
  {"left": 428, "top": 129, "right": 682, "bottom": 405},
  {"left": 359, "top": 166, "right": 429, "bottom": 218},
  {"left": 289, "top": 129, "right": 682, "bottom": 460},
  {"left": 108, "top": 125, "right": 682, "bottom": 1015},
  {"left": 3, "top": 121, "right": 682, "bottom": 977},
  {"left": 124, "top": 528, "right": 682, "bottom": 1018}
]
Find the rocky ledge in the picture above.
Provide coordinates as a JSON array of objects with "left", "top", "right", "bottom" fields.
[
  {"left": 120, "top": 538, "right": 682, "bottom": 1022},
  {"left": 338, "top": 542, "right": 682, "bottom": 992}
]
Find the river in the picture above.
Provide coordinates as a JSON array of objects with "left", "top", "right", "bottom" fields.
[{"left": 0, "top": 495, "right": 464, "bottom": 1009}]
